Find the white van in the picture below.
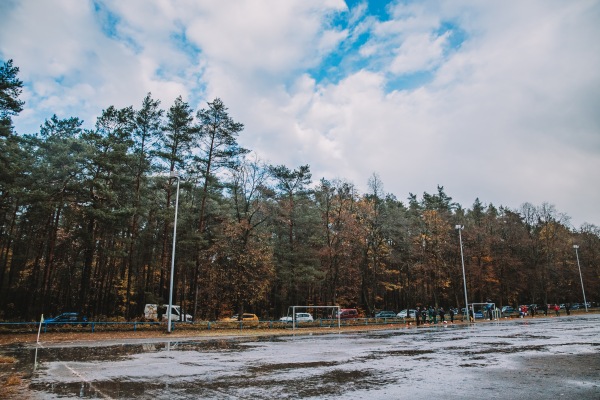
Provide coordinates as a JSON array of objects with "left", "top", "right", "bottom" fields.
[{"left": 143, "top": 304, "right": 193, "bottom": 322}]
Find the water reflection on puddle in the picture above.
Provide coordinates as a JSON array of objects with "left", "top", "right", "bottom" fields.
[{"left": 2, "top": 314, "right": 598, "bottom": 399}]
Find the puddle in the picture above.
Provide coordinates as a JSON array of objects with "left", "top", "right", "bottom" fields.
[
  {"left": 29, "top": 380, "right": 158, "bottom": 399},
  {"left": 1, "top": 314, "right": 598, "bottom": 399}
]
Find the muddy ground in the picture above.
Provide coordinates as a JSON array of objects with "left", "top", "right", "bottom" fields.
[{"left": 1, "top": 314, "right": 599, "bottom": 399}]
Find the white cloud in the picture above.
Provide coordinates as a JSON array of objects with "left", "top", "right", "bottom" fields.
[
  {"left": 1, "top": 0, "right": 599, "bottom": 227},
  {"left": 181, "top": 0, "right": 346, "bottom": 77},
  {"left": 389, "top": 31, "right": 449, "bottom": 74}
]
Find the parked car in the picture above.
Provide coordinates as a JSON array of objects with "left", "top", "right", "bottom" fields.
[
  {"left": 397, "top": 309, "right": 417, "bottom": 318},
  {"left": 144, "top": 304, "right": 193, "bottom": 322},
  {"left": 280, "top": 313, "right": 314, "bottom": 323},
  {"left": 44, "top": 312, "right": 87, "bottom": 324},
  {"left": 230, "top": 313, "right": 259, "bottom": 321},
  {"left": 337, "top": 309, "right": 359, "bottom": 319},
  {"left": 501, "top": 306, "right": 515, "bottom": 315},
  {"left": 374, "top": 311, "right": 397, "bottom": 318}
]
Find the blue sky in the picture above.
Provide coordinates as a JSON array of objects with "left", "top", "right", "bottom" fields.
[{"left": 1, "top": 0, "right": 599, "bottom": 228}]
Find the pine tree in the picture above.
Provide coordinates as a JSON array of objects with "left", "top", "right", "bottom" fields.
[
  {"left": 193, "top": 98, "right": 247, "bottom": 317},
  {"left": 0, "top": 59, "right": 24, "bottom": 137}
]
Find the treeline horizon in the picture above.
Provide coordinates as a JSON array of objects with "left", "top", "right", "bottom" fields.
[{"left": 1, "top": 59, "right": 598, "bottom": 321}]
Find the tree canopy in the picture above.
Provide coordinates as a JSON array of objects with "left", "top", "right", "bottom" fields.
[{"left": 0, "top": 60, "right": 598, "bottom": 321}]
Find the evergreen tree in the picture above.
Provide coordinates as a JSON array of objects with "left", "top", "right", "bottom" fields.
[
  {"left": 269, "top": 164, "right": 320, "bottom": 309},
  {"left": 193, "top": 98, "right": 247, "bottom": 317},
  {"left": 125, "top": 93, "right": 164, "bottom": 317},
  {"left": 154, "top": 96, "right": 196, "bottom": 304},
  {"left": 0, "top": 59, "right": 24, "bottom": 137},
  {"left": 77, "top": 105, "right": 136, "bottom": 316}
]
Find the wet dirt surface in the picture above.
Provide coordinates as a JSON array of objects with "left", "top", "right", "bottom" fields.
[{"left": 2, "top": 315, "right": 599, "bottom": 399}]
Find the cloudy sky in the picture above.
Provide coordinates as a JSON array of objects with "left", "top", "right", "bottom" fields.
[{"left": 1, "top": 0, "right": 599, "bottom": 227}]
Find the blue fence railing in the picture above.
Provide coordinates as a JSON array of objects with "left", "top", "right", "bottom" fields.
[
  {"left": 1, "top": 308, "right": 593, "bottom": 335},
  {"left": 0, "top": 321, "right": 165, "bottom": 333}
]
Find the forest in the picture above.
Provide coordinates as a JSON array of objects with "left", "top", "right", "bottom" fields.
[{"left": 1, "top": 59, "right": 599, "bottom": 321}]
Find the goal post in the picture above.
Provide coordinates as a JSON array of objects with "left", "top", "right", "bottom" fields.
[
  {"left": 289, "top": 306, "right": 340, "bottom": 331},
  {"left": 470, "top": 302, "right": 500, "bottom": 320}
]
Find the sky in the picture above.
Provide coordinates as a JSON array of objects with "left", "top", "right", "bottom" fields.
[{"left": 1, "top": 0, "right": 599, "bottom": 228}]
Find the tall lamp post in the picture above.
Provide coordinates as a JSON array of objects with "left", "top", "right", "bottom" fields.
[
  {"left": 456, "top": 225, "right": 470, "bottom": 322},
  {"left": 573, "top": 245, "right": 588, "bottom": 313},
  {"left": 167, "top": 171, "right": 180, "bottom": 333}
]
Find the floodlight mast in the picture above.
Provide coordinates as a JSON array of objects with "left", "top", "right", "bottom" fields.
[
  {"left": 573, "top": 245, "right": 588, "bottom": 312},
  {"left": 167, "top": 171, "right": 180, "bottom": 333},
  {"left": 456, "top": 225, "right": 470, "bottom": 322}
]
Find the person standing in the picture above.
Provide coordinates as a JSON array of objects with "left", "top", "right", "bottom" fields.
[
  {"left": 439, "top": 307, "right": 445, "bottom": 323},
  {"left": 449, "top": 308, "right": 455, "bottom": 323},
  {"left": 415, "top": 307, "right": 421, "bottom": 326},
  {"left": 554, "top": 304, "right": 560, "bottom": 316}
]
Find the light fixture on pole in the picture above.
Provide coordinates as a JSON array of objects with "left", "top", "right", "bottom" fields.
[
  {"left": 167, "top": 171, "right": 180, "bottom": 333},
  {"left": 573, "top": 245, "right": 588, "bottom": 313},
  {"left": 456, "top": 225, "right": 470, "bottom": 322}
]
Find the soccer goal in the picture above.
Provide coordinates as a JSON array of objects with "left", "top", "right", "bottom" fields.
[
  {"left": 471, "top": 302, "right": 500, "bottom": 320},
  {"left": 287, "top": 305, "right": 341, "bottom": 331}
]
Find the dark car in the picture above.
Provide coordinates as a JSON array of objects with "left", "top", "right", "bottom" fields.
[
  {"left": 337, "top": 309, "right": 359, "bottom": 319},
  {"left": 44, "top": 312, "right": 87, "bottom": 324},
  {"left": 374, "top": 311, "right": 396, "bottom": 318},
  {"left": 501, "top": 306, "right": 516, "bottom": 315}
]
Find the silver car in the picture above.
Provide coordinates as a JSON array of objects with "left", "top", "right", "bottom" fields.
[
  {"left": 397, "top": 309, "right": 417, "bottom": 318},
  {"left": 279, "top": 312, "right": 314, "bottom": 323}
]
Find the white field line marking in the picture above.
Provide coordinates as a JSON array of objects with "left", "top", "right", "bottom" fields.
[{"left": 37, "top": 342, "right": 114, "bottom": 400}]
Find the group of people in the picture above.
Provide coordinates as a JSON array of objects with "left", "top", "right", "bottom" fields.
[
  {"left": 522, "top": 303, "right": 570, "bottom": 317},
  {"left": 414, "top": 306, "right": 455, "bottom": 326}
]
